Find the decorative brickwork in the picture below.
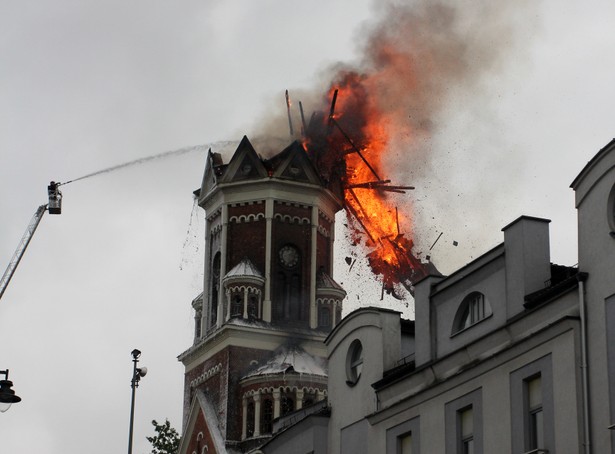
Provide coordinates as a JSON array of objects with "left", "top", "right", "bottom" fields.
[{"left": 179, "top": 137, "right": 345, "bottom": 454}]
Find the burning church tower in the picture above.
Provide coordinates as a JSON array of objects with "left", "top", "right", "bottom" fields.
[{"left": 178, "top": 135, "right": 346, "bottom": 453}]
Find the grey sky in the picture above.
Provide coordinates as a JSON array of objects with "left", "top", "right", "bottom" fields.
[{"left": 1, "top": 1, "right": 614, "bottom": 453}]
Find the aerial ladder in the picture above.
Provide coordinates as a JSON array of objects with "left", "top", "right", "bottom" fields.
[{"left": 0, "top": 182, "right": 62, "bottom": 301}]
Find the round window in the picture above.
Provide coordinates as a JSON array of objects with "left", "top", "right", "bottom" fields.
[{"left": 346, "top": 339, "right": 363, "bottom": 386}]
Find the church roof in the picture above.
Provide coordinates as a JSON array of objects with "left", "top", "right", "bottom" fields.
[
  {"left": 316, "top": 270, "right": 344, "bottom": 291},
  {"left": 224, "top": 257, "right": 264, "bottom": 280},
  {"left": 242, "top": 344, "right": 327, "bottom": 379},
  {"left": 315, "top": 270, "right": 346, "bottom": 301}
]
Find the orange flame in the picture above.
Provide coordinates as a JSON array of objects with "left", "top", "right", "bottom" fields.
[{"left": 304, "top": 72, "right": 435, "bottom": 296}]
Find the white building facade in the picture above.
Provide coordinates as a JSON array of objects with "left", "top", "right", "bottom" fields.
[{"left": 262, "top": 139, "right": 615, "bottom": 454}]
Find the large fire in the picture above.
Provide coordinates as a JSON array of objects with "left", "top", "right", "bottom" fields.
[
  {"left": 302, "top": 72, "right": 436, "bottom": 297},
  {"left": 276, "top": 1, "right": 527, "bottom": 296}
]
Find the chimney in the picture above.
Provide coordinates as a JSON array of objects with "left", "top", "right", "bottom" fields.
[
  {"left": 502, "top": 216, "right": 551, "bottom": 319},
  {"left": 414, "top": 274, "right": 445, "bottom": 367}
]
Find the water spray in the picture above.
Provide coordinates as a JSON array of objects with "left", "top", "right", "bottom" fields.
[{"left": 59, "top": 141, "right": 238, "bottom": 187}]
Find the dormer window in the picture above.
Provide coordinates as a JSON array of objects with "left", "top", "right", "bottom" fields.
[{"left": 452, "top": 292, "right": 492, "bottom": 335}]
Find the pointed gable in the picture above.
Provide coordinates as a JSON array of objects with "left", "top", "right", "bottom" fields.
[
  {"left": 200, "top": 149, "right": 221, "bottom": 198},
  {"left": 268, "top": 141, "right": 323, "bottom": 186},
  {"left": 219, "top": 136, "right": 269, "bottom": 183},
  {"left": 178, "top": 391, "right": 226, "bottom": 454}
]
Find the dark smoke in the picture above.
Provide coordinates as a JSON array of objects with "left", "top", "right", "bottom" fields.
[{"left": 253, "top": 0, "right": 537, "bottom": 277}]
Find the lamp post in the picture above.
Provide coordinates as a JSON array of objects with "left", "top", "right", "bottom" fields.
[
  {"left": 127, "top": 349, "right": 147, "bottom": 454},
  {"left": 0, "top": 369, "right": 21, "bottom": 413}
]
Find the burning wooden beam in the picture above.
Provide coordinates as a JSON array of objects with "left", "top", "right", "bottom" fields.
[
  {"left": 330, "top": 118, "right": 381, "bottom": 181},
  {"left": 299, "top": 101, "right": 307, "bottom": 138},
  {"left": 347, "top": 180, "right": 391, "bottom": 189},
  {"left": 346, "top": 180, "right": 415, "bottom": 193},
  {"left": 345, "top": 190, "right": 376, "bottom": 244},
  {"left": 285, "top": 90, "right": 294, "bottom": 137}
]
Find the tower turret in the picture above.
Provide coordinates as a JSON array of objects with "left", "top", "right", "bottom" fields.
[{"left": 178, "top": 137, "right": 345, "bottom": 453}]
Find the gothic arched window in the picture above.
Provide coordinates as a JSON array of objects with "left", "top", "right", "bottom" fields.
[
  {"left": 261, "top": 398, "right": 273, "bottom": 434},
  {"left": 231, "top": 293, "right": 243, "bottom": 318},
  {"left": 246, "top": 401, "right": 255, "bottom": 438},
  {"left": 209, "top": 252, "right": 221, "bottom": 328},
  {"left": 248, "top": 294, "right": 258, "bottom": 319},
  {"left": 275, "top": 244, "right": 303, "bottom": 322},
  {"left": 318, "top": 306, "right": 331, "bottom": 328},
  {"left": 281, "top": 395, "right": 294, "bottom": 416}
]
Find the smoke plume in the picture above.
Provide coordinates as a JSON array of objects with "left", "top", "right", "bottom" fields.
[{"left": 253, "top": 0, "right": 536, "bottom": 280}]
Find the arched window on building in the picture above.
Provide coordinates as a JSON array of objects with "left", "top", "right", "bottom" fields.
[
  {"left": 246, "top": 401, "right": 255, "bottom": 438},
  {"left": 248, "top": 294, "right": 258, "bottom": 319},
  {"left": 275, "top": 244, "right": 303, "bottom": 322},
  {"left": 209, "top": 252, "right": 221, "bottom": 328},
  {"left": 281, "top": 395, "right": 294, "bottom": 416},
  {"left": 302, "top": 395, "right": 314, "bottom": 408},
  {"left": 452, "top": 292, "right": 492, "bottom": 334},
  {"left": 318, "top": 306, "right": 331, "bottom": 328},
  {"left": 261, "top": 398, "right": 273, "bottom": 434},
  {"left": 231, "top": 293, "right": 243, "bottom": 318}
]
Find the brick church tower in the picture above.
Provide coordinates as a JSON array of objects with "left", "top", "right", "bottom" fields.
[{"left": 178, "top": 136, "right": 346, "bottom": 454}]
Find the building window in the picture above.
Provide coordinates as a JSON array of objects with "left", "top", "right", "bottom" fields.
[
  {"left": 608, "top": 183, "right": 615, "bottom": 233},
  {"left": 275, "top": 243, "right": 303, "bottom": 322},
  {"left": 346, "top": 339, "right": 363, "bottom": 386},
  {"left": 281, "top": 395, "right": 294, "bottom": 416},
  {"left": 248, "top": 295, "right": 258, "bottom": 319},
  {"left": 261, "top": 398, "right": 273, "bottom": 434},
  {"left": 459, "top": 407, "right": 474, "bottom": 454},
  {"left": 445, "top": 389, "right": 482, "bottom": 454},
  {"left": 246, "top": 401, "right": 255, "bottom": 438},
  {"left": 209, "top": 252, "right": 221, "bottom": 328},
  {"left": 231, "top": 293, "right": 243, "bottom": 318},
  {"left": 400, "top": 433, "right": 412, "bottom": 454},
  {"left": 510, "top": 355, "right": 553, "bottom": 454},
  {"left": 386, "top": 417, "right": 420, "bottom": 454},
  {"left": 452, "top": 292, "right": 492, "bottom": 334},
  {"left": 527, "top": 375, "right": 544, "bottom": 451},
  {"left": 194, "top": 309, "right": 202, "bottom": 338},
  {"left": 318, "top": 306, "right": 331, "bottom": 328}
]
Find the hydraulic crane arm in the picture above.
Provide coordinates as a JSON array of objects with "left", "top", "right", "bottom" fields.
[
  {"left": 0, "top": 205, "right": 47, "bottom": 301},
  {"left": 0, "top": 181, "right": 62, "bottom": 302}
]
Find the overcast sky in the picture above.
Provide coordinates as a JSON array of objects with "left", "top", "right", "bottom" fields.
[{"left": 1, "top": 1, "right": 614, "bottom": 453}]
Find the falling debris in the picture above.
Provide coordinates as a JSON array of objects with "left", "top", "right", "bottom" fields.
[
  {"left": 429, "top": 232, "right": 444, "bottom": 251},
  {"left": 300, "top": 89, "right": 439, "bottom": 296},
  {"left": 348, "top": 258, "right": 357, "bottom": 272}
]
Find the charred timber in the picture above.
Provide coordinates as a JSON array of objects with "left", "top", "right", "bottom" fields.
[
  {"left": 330, "top": 118, "right": 381, "bottom": 181},
  {"left": 299, "top": 101, "right": 307, "bottom": 137},
  {"left": 346, "top": 180, "right": 415, "bottom": 194},
  {"left": 285, "top": 90, "right": 294, "bottom": 137}
]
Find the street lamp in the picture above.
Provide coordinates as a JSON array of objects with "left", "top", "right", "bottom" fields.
[
  {"left": 127, "top": 349, "right": 147, "bottom": 454},
  {"left": 0, "top": 369, "right": 21, "bottom": 413}
]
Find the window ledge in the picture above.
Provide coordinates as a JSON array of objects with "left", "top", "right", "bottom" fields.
[
  {"left": 450, "top": 313, "right": 493, "bottom": 338},
  {"left": 523, "top": 449, "right": 548, "bottom": 454}
]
